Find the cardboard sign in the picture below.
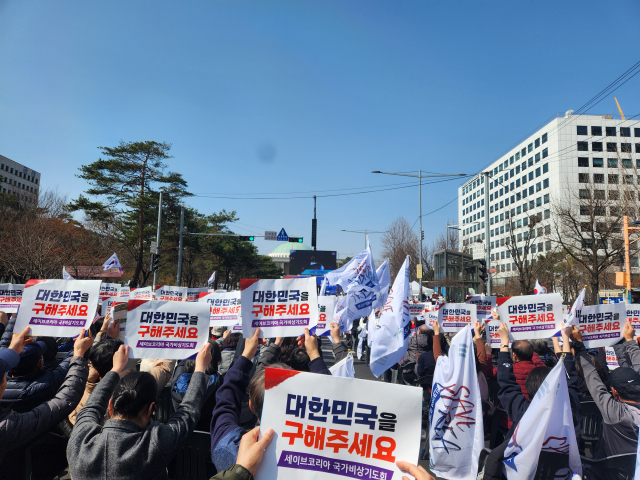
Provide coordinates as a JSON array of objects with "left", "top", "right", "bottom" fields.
[
  {"left": 156, "top": 286, "right": 188, "bottom": 302},
  {"left": 14, "top": 279, "right": 101, "bottom": 336},
  {"left": 130, "top": 286, "right": 154, "bottom": 300},
  {"left": 626, "top": 305, "right": 640, "bottom": 331},
  {"left": 99, "top": 283, "right": 121, "bottom": 301},
  {"left": 0, "top": 283, "right": 25, "bottom": 313},
  {"left": 125, "top": 300, "right": 210, "bottom": 359},
  {"left": 577, "top": 303, "right": 625, "bottom": 348},
  {"left": 101, "top": 296, "right": 127, "bottom": 317},
  {"left": 198, "top": 290, "right": 242, "bottom": 326},
  {"left": 438, "top": 303, "right": 477, "bottom": 333},
  {"left": 466, "top": 295, "right": 496, "bottom": 321},
  {"left": 241, "top": 278, "right": 318, "bottom": 338},
  {"left": 256, "top": 367, "right": 422, "bottom": 480},
  {"left": 497, "top": 293, "right": 563, "bottom": 340},
  {"left": 408, "top": 303, "right": 425, "bottom": 317},
  {"left": 185, "top": 287, "right": 211, "bottom": 302},
  {"left": 315, "top": 296, "right": 336, "bottom": 337},
  {"left": 605, "top": 347, "right": 619, "bottom": 370}
]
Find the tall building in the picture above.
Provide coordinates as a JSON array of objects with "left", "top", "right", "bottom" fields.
[
  {"left": 458, "top": 111, "right": 640, "bottom": 286},
  {"left": 0, "top": 154, "right": 41, "bottom": 205}
]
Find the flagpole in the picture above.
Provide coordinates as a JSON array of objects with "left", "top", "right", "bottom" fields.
[
  {"left": 153, "top": 191, "right": 162, "bottom": 290},
  {"left": 419, "top": 169, "right": 423, "bottom": 301},
  {"left": 177, "top": 205, "right": 184, "bottom": 286}
]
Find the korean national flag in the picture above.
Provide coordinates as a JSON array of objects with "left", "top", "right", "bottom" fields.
[
  {"left": 102, "top": 253, "right": 121, "bottom": 271},
  {"left": 207, "top": 271, "right": 216, "bottom": 285}
]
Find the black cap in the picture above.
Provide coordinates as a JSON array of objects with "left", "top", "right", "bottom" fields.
[
  {"left": 610, "top": 367, "right": 640, "bottom": 391},
  {"left": 17, "top": 341, "right": 47, "bottom": 368}
]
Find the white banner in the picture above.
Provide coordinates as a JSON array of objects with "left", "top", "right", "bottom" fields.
[
  {"left": 428, "top": 326, "right": 484, "bottom": 480},
  {"left": 120, "top": 286, "right": 130, "bottom": 298},
  {"left": 438, "top": 303, "right": 478, "bottom": 333},
  {"left": 198, "top": 290, "right": 241, "bottom": 326},
  {"left": 99, "top": 283, "right": 121, "bottom": 301},
  {"left": 256, "top": 366, "right": 422, "bottom": 480},
  {"left": 156, "top": 286, "right": 188, "bottom": 302},
  {"left": 315, "top": 296, "right": 335, "bottom": 337},
  {"left": 242, "top": 278, "right": 318, "bottom": 338},
  {"left": 14, "top": 279, "right": 101, "bottom": 336},
  {"left": 0, "top": 283, "right": 24, "bottom": 313},
  {"left": 605, "top": 347, "right": 619, "bottom": 370},
  {"left": 185, "top": 287, "right": 211, "bottom": 302},
  {"left": 466, "top": 295, "right": 496, "bottom": 321},
  {"left": 576, "top": 303, "right": 625, "bottom": 348},
  {"left": 626, "top": 304, "right": 640, "bottom": 331},
  {"left": 497, "top": 293, "right": 563, "bottom": 340},
  {"left": 125, "top": 300, "right": 210, "bottom": 359}
]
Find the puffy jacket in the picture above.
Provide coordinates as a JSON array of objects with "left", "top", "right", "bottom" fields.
[
  {"left": 219, "top": 350, "right": 235, "bottom": 376},
  {"left": 401, "top": 334, "right": 431, "bottom": 367}
]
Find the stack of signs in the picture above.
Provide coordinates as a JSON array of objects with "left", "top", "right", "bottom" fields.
[
  {"left": 466, "top": 295, "right": 496, "bottom": 322},
  {"left": 130, "top": 286, "right": 154, "bottom": 300},
  {"left": 497, "top": 294, "right": 563, "bottom": 340},
  {"left": 438, "top": 303, "right": 477, "bottom": 333},
  {"left": 315, "top": 296, "right": 336, "bottom": 337},
  {"left": 408, "top": 303, "right": 425, "bottom": 318},
  {"left": 125, "top": 300, "right": 210, "bottom": 359},
  {"left": 0, "top": 283, "right": 24, "bottom": 313},
  {"left": 626, "top": 305, "right": 640, "bottom": 331},
  {"left": 576, "top": 303, "right": 625, "bottom": 347},
  {"left": 101, "top": 296, "right": 127, "bottom": 317},
  {"left": 256, "top": 367, "right": 422, "bottom": 480},
  {"left": 198, "top": 290, "right": 241, "bottom": 327},
  {"left": 99, "top": 283, "right": 121, "bottom": 301},
  {"left": 14, "top": 279, "right": 101, "bottom": 336},
  {"left": 156, "top": 286, "right": 188, "bottom": 302},
  {"left": 186, "top": 287, "right": 211, "bottom": 302},
  {"left": 241, "top": 277, "right": 318, "bottom": 338}
]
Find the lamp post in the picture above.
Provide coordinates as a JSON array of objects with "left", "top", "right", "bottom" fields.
[
  {"left": 341, "top": 229, "right": 384, "bottom": 249},
  {"left": 372, "top": 170, "right": 466, "bottom": 300}
]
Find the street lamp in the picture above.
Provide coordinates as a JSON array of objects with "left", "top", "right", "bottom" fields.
[
  {"left": 341, "top": 229, "right": 384, "bottom": 249},
  {"left": 373, "top": 170, "right": 466, "bottom": 299}
]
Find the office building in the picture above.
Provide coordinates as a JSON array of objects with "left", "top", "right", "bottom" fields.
[{"left": 0, "top": 154, "right": 41, "bottom": 205}]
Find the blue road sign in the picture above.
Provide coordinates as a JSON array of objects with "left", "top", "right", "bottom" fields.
[{"left": 276, "top": 228, "right": 289, "bottom": 242}]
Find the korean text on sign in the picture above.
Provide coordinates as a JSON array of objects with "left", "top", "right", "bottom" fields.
[
  {"left": 198, "top": 290, "right": 242, "bottom": 327},
  {"left": 314, "top": 296, "right": 336, "bottom": 337},
  {"left": 156, "top": 286, "right": 188, "bottom": 302},
  {"left": 99, "top": 283, "right": 121, "bottom": 301},
  {"left": 577, "top": 303, "right": 625, "bottom": 348},
  {"left": 626, "top": 305, "right": 640, "bottom": 331},
  {"left": 0, "top": 283, "right": 25, "bottom": 313},
  {"left": 497, "top": 293, "right": 563, "bottom": 340},
  {"left": 125, "top": 300, "right": 210, "bottom": 359},
  {"left": 466, "top": 295, "right": 496, "bottom": 321},
  {"left": 256, "top": 367, "right": 422, "bottom": 480},
  {"left": 241, "top": 277, "right": 318, "bottom": 338},
  {"left": 438, "top": 303, "right": 477, "bottom": 333},
  {"left": 14, "top": 279, "right": 101, "bottom": 337}
]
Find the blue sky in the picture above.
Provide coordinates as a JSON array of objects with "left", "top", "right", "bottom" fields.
[{"left": 1, "top": 1, "right": 639, "bottom": 262}]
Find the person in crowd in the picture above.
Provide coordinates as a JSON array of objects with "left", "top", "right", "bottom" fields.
[
  {"left": 351, "top": 318, "right": 360, "bottom": 351},
  {"left": 0, "top": 311, "right": 9, "bottom": 339},
  {"left": 219, "top": 332, "right": 242, "bottom": 375},
  {"left": 483, "top": 324, "right": 581, "bottom": 480},
  {"left": 211, "top": 328, "right": 331, "bottom": 472},
  {"left": 396, "top": 460, "right": 434, "bottom": 480},
  {"left": 529, "top": 338, "right": 558, "bottom": 367},
  {"left": 403, "top": 325, "right": 432, "bottom": 383},
  {"left": 171, "top": 340, "right": 223, "bottom": 431},
  {"left": 0, "top": 327, "right": 91, "bottom": 455},
  {"left": 210, "top": 326, "right": 227, "bottom": 340},
  {"left": 69, "top": 342, "right": 241, "bottom": 480},
  {"left": 577, "top": 320, "right": 640, "bottom": 459}
]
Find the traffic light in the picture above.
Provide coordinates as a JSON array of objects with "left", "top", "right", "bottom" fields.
[
  {"left": 311, "top": 219, "right": 317, "bottom": 248},
  {"left": 421, "top": 230, "right": 424, "bottom": 240},
  {"left": 151, "top": 254, "right": 160, "bottom": 272},
  {"left": 238, "top": 235, "right": 255, "bottom": 241},
  {"left": 478, "top": 259, "right": 488, "bottom": 283},
  {"left": 289, "top": 237, "right": 303, "bottom": 243}
]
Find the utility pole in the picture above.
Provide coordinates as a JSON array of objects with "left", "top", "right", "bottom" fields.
[
  {"left": 153, "top": 191, "right": 162, "bottom": 290},
  {"left": 312, "top": 195, "right": 317, "bottom": 251},
  {"left": 176, "top": 206, "right": 185, "bottom": 286},
  {"left": 484, "top": 172, "right": 491, "bottom": 296}
]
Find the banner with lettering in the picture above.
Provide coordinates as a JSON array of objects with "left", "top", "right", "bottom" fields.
[
  {"left": 198, "top": 290, "right": 241, "bottom": 326},
  {"left": 110, "top": 301, "right": 128, "bottom": 342},
  {"left": 120, "top": 286, "right": 130, "bottom": 298},
  {"left": 125, "top": 300, "right": 210, "bottom": 359},
  {"left": 438, "top": 303, "right": 477, "bottom": 333},
  {"left": 626, "top": 305, "right": 640, "bottom": 331},
  {"left": 466, "top": 295, "right": 496, "bottom": 321},
  {"left": 186, "top": 287, "right": 211, "bottom": 302},
  {"left": 14, "top": 279, "right": 101, "bottom": 336},
  {"left": 315, "top": 296, "right": 336, "bottom": 337},
  {"left": 99, "top": 283, "right": 121, "bottom": 301},
  {"left": 497, "top": 294, "right": 563, "bottom": 340},
  {"left": 0, "top": 283, "right": 25, "bottom": 313},
  {"left": 130, "top": 286, "right": 154, "bottom": 300},
  {"left": 408, "top": 303, "right": 426, "bottom": 317},
  {"left": 256, "top": 367, "right": 422, "bottom": 480},
  {"left": 605, "top": 347, "right": 619, "bottom": 370},
  {"left": 576, "top": 303, "right": 625, "bottom": 348},
  {"left": 101, "top": 296, "right": 127, "bottom": 317},
  {"left": 241, "top": 277, "right": 318, "bottom": 338},
  {"left": 156, "top": 286, "right": 188, "bottom": 302}
]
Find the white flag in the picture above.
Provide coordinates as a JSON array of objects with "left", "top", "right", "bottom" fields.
[
  {"left": 62, "top": 267, "right": 74, "bottom": 280},
  {"left": 370, "top": 256, "right": 411, "bottom": 378},
  {"left": 375, "top": 259, "right": 391, "bottom": 307},
  {"left": 333, "top": 296, "right": 349, "bottom": 334},
  {"left": 319, "top": 277, "right": 328, "bottom": 296},
  {"left": 329, "top": 352, "right": 355, "bottom": 378},
  {"left": 207, "top": 271, "right": 216, "bottom": 285},
  {"left": 503, "top": 360, "right": 582, "bottom": 479},
  {"left": 325, "top": 247, "right": 378, "bottom": 291},
  {"left": 428, "top": 325, "right": 484, "bottom": 480},
  {"left": 564, "top": 287, "right": 586, "bottom": 327},
  {"left": 357, "top": 326, "right": 367, "bottom": 360},
  {"left": 533, "top": 280, "right": 548, "bottom": 295},
  {"left": 102, "top": 253, "right": 121, "bottom": 271},
  {"left": 367, "top": 309, "right": 376, "bottom": 347}
]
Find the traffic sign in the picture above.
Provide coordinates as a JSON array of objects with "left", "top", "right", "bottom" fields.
[
  {"left": 150, "top": 241, "right": 158, "bottom": 254},
  {"left": 276, "top": 228, "right": 289, "bottom": 242},
  {"left": 265, "top": 231, "right": 277, "bottom": 241}
]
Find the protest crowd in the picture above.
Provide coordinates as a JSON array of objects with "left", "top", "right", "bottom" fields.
[{"left": 1, "top": 249, "right": 640, "bottom": 480}]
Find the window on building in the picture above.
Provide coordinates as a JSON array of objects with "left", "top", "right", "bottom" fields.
[
  {"left": 625, "top": 175, "right": 634, "bottom": 184},
  {"left": 594, "top": 173, "right": 604, "bottom": 183},
  {"left": 623, "top": 158, "right": 633, "bottom": 168},
  {"left": 517, "top": 233, "right": 522, "bottom": 242},
  {"left": 593, "top": 190, "right": 605, "bottom": 199},
  {"left": 577, "top": 126, "right": 588, "bottom": 135},
  {"left": 592, "top": 142, "right": 603, "bottom": 152},
  {"left": 542, "top": 133, "right": 548, "bottom": 143},
  {"left": 522, "top": 161, "right": 527, "bottom": 171},
  {"left": 609, "top": 174, "right": 619, "bottom": 184},
  {"left": 535, "top": 138, "right": 540, "bottom": 148},
  {"left": 504, "top": 160, "right": 508, "bottom": 169},
  {"left": 536, "top": 197, "right": 541, "bottom": 207},
  {"left": 621, "top": 127, "right": 631, "bottom": 137},
  {"left": 535, "top": 153, "right": 540, "bottom": 162},
  {"left": 608, "top": 158, "right": 618, "bottom": 168},
  {"left": 579, "top": 189, "right": 589, "bottom": 199},
  {"left": 607, "top": 142, "right": 618, "bottom": 152},
  {"left": 515, "top": 179, "right": 520, "bottom": 188},
  {"left": 621, "top": 143, "right": 632, "bottom": 153},
  {"left": 578, "top": 157, "right": 589, "bottom": 167},
  {"left": 521, "top": 148, "right": 526, "bottom": 157},
  {"left": 542, "top": 148, "right": 548, "bottom": 158},
  {"left": 580, "top": 205, "right": 591, "bottom": 216},
  {"left": 535, "top": 167, "right": 541, "bottom": 178},
  {"left": 522, "top": 189, "right": 528, "bottom": 200},
  {"left": 536, "top": 182, "right": 541, "bottom": 192},
  {"left": 515, "top": 152, "right": 520, "bottom": 161},
  {"left": 528, "top": 186, "right": 534, "bottom": 196},
  {"left": 593, "top": 158, "right": 604, "bottom": 167},
  {"left": 543, "top": 179, "right": 549, "bottom": 188},
  {"left": 579, "top": 173, "right": 589, "bottom": 183},
  {"left": 528, "top": 143, "right": 533, "bottom": 153},
  {"left": 606, "top": 127, "right": 617, "bottom": 137},
  {"left": 528, "top": 172, "right": 534, "bottom": 182},
  {"left": 610, "top": 190, "right": 619, "bottom": 200},
  {"left": 528, "top": 158, "right": 534, "bottom": 167}
]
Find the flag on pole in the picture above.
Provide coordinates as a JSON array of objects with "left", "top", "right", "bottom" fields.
[
  {"left": 367, "top": 309, "right": 376, "bottom": 347},
  {"left": 375, "top": 259, "right": 391, "bottom": 306},
  {"left": 325, "top": 247, "right": 378, "bottom": 291},
  {"left": 102, "top": 253, "right": 121, "bottom": 271},
  {"left": 62, "top": 267, "right": 74, "bottom": 280},
  {"left": 207, "top": 271, "right": 216, "bottom": 286},
  {"left": 370, "top": 256, "right": 411, "bottom": 378},
  {"left": 329, "top": 353, "right": 355, "bottom": 378},
  {"left": 319, "top": 277, "right": 328, "bottom": 296},
  {"left": 533, "top": 280, "right": 548, "bottom": 295},
  {"left": 564, "top": 287, "right": 586, "bottom": 327}
]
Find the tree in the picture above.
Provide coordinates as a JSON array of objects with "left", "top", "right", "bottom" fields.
[
  {"left": 433, "top": 218, "right": 459, "bottom": 252},
  {"left": 381, "top": 216, "right": 419, "bottom": 281},
  {"left": 67, "top": 141, "right": 190, "bottom": 287}
]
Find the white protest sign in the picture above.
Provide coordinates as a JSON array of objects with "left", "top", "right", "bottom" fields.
[
  {"left": 576, "top": 303, "right": 625, "bottom": 348},
  {"left": 438, "top": 303, "right": 477, "bottom": 333},
  {"left": 315, "top": 296, "right": 335, "bottom": 337},
  {"left": 426, "top": 310, "right": 439, "bottom": 329},
  {"left": 120, "top": 286, "right": 130, "bottom": 298},
  {"left": 466, "top": 295, "right": 496, "bottom": 321},
  {"left": 256, "top": 367, "right": 422, "bottom": 480},
  {"left": 486, "top": 320, "right": 507, "bottom": 349},
  {"left": 626, "top": 304, "right": 640, "bottom": 331},
  {"left": 408, "top": 303, "right": 426, "bottom": 317},
  {"left": 156, "top": 286, "right": 188, "bottom": 302},
  {"left": 125, "top": 300, "right": 210, "bottom": 359},
  {"left": 14, "top": 279, "right": 101, "bottom": 336},
  {"left": 185, "top": 287, "right": 211, "bottom": 302},
  {"left": 130, "top": 286, "right": 154, "bottom": 300},
  {"left": 605, "top": 347, "right": 619, "bottom": 370},
  {"left": 101, "top": 296, "right": 128, "bottom": 317},
  {"left": 110, "top": 301, "right": 128, "bottom": 342},
  {"left": 99, "top": 283, "right": 121, "bottom": 301},
  {"left": 497, "top": 293, "right": 563, "bottom": 340},
  {"left": 241, "top": 277, "right": 318, "bottom": 338},
  {"left": 198, "top": 290, "right": 241, "bottom": 327},
  {"left": 0, "top": 283, "right": 25, "bottom": 313}
]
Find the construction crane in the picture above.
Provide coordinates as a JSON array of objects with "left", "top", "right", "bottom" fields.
[{"left": 615, "top": 97, "right": 626, "bottom": 120}]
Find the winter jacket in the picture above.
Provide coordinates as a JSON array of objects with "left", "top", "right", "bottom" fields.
[
  {"left": 219, "top": 349, "right": 236, "bottom": 376},
  {"left": 579, "top": 339, "right": 640, "bottom": 459},
  {"left": 401, "top": 334, "right": 431, "bottom": 367},
  {"left": 257, "top": 341, "right": 346, "bottom": 371},
  {"left": 0, "top": 315, "right": 15, "bottom": 349},
  {"left": 0, "top": 355, "right": 89, "bottom": 459},
  {"left": 68, "top": 369, "right": 209, "bottom": 480},
  {"left": 170, "top": 360, "right": 222, "bottom": 431},
  {"left": 416, "top": 351, "right": 435, "bottom": 377}
]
